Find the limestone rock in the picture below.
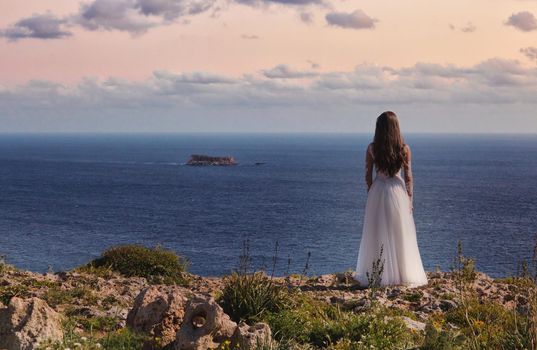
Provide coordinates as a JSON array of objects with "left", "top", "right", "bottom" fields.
[
  {"left": 401, "top": 316, "right": 426, "bottom": 332},
  {"left": 127, "top": 285, "right": 190, "bottom": 346},
  {"left": 175, "top": 295, "right": 237, "bottom": 350},
  {"left": 231, "top": 322, "right": 272, "bottom": 350},
  {"left": 0, "top": 297, "right": 63, "bottom": 350},
  {"left": 439, "top": 299, "right": 458, "bottom": 312}
]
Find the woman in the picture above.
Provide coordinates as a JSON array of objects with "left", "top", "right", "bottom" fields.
[{"left": 355, "top": 111, "right": 428, "bottom": 287}]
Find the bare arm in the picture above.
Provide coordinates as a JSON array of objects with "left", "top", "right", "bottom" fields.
[
  {"left": 365, "top": 143, "right": 374, "bottom": 191},
  {"left": 403, "top": 144, "right": 413, "bottom": 202}
]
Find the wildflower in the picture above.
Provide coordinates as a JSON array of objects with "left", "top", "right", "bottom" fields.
[
  {"left": 433, "top": 320, "right": 442, "bottom": 330},
  {"left": 473, "top": 320, "right": 485, "bottom": 329},
  {"left": 80, "top": 337, "right": 87, "bottom": 342},
  {"left": 95, "top": 344, "right": 102, "bottom": 349},
  {"left": 73, "top": 343, "right": 82, "bottom": 348}
]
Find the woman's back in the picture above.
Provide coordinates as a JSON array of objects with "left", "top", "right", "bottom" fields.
[
  {"left": 354, "top": 111, "right": 427, "bottom": 288},
  {"left": 365, "top": 142, "right": 414, "bottom": 203}
]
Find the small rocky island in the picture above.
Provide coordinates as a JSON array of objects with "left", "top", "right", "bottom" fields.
[{"left": 186, "top": 154, "right": 236, "bottom": 166}]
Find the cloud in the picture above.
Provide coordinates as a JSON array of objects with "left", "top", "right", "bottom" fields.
[
  {"left": 1, "top": 13, "right": 72, "bottom": 40},
  {"left": 153, "top": 70, "right": 238, "bottom": 84},
  {"left": 307, "top": 60, "right": 320, "bottom": 69},
  {"left": 235, "top": 0, "right": 323, "bottom": 7},
  {"left": 325, "top": 9, "right": 377, "bottom": 30},
  {"left": 74, "top": 0, "right": 157, "bottom": 34},
  {"left": 521, "top": 47, "right": 537, "bottom": 62},
  {"left": 1, "top": 0, "right": 217, "bottom": 38},
  {"left": 2, "top": 58, "right": 537, "bottom": 132},
  {"left": 262, "top": 64, "right": 319, "bottom": 78},
  {"left": 449, "top": 22, "right": 476, "bottom": 33},
  {"left": 135, "top": 0, "right": 215, "bottom": 20},
  {"left": 299, "top": 11, "right": 314, "bottom": 23},
  {"left": 505, "top": 11, "right": 537, "bottom": 31},
  {"left": 73, "top": 0, "right": 217, "bottom": 34},
  {"left": 241, "top": 34, "right": 260, "bottom": 39},
  {"left": 461, "top": 23, "right": 476, "bottom": 33}
]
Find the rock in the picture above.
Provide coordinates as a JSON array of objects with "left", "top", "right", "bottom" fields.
[
  {"left": 316, "top": 274, "right": 335, "bottom": 287},
  {"left": 439, "top": 299, "right": 458, "bottom": 312},
  {"left": 127, "top": 285, "right": 190, "bottom": 347},
  {"left": 387, "top": 288, "right": 402, "bottom": 299},
  {"left": 329, "top": 295, "right": 347, "bottom": 304},
  {"left": 186, "top": 154, "right": 236, "bottom": 166},
  {"left": 175, "top": 295, "right": 237, "bottom": 350},
  {"left": 352, "top": 298, "right": 372, "bottom": 312},
  {"left": 231, "top": 322, "right": 272, "bottom": 350},
  {"left": 420, "top": 300, "right": 441, "bottom": 313},
  {"left": 0, "top": 297, "right": 63, "bottom": 350},
  {"left": 401, "top": 316, "right": 426, "bottom": 332},
  {"left": 517, "top": 295, "right": 528, "bottom": 305}
]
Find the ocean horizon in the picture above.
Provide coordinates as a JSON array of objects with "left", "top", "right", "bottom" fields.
[{"left": 1, "top": 132, "right": 536, "bottom": 278}]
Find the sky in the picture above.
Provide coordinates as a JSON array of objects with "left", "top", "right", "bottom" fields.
[{"left": 0, "top": 0, "right": 537, "bottom": 133}]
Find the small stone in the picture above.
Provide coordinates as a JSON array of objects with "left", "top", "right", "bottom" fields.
[
  {"left": 401, "top": 316, "right": 426, "bottom": 332},
  {"left": 439, "top": 299, "right": 458, "bottom": 312},
  {"left": 387, "top": 288, "right": 401, "bottom": 299}
]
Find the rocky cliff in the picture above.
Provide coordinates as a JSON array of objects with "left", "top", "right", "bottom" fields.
[{"left": 0, "top": 264, "right": 534, "bottom": 350}]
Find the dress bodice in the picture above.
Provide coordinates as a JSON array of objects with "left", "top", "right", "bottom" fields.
[{"left": 365, "top": 143, "right": 413, "bottom": 199}]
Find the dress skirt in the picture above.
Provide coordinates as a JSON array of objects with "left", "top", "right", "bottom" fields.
[{"left": 355, "top": 174, "right": 428, "bottom": 287}]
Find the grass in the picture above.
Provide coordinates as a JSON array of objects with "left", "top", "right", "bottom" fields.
[
  {"left": 219, "top": 271, "right": 292, "bottom": 324},
  {"left": 0, "top": 284, "right": 31, "bottom": 305},
  {"left": 79, "top": 244, "right": 190, "bottom": 285},
  {"left": 38, "top": 317, "right": 153, "bottom": 350},
  {"left": 402, "top": 291, "right": 422, "bottom": 303},
  {"left": 45, "top": 285, "right": 99, "bottom": 308},
  {"left": 265, "top": 293, "right": 418, "bottom": 349}
]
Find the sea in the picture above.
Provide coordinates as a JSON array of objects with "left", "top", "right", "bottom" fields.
[{"left": 0, "top": 133, "right": 536, "bottom": 278}]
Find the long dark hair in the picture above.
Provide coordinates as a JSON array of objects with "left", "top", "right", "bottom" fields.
[{"left": 373, "top": 111, "right": 406, "bottom": 177}]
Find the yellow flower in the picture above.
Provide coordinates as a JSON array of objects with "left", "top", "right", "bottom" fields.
[{"left": 473, "top": 320, "right": 485, "bottom": 329}]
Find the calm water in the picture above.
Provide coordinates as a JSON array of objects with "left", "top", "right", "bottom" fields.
[{"left": 0, "top": 133, "right": 536, "bottom": 278}]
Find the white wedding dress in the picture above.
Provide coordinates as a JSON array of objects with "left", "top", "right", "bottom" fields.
[{"left": 354, "top": 143, "right": 428, "bottom": 287}]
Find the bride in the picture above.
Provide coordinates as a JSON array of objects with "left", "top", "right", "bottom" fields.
[{"left": 354, "top": 111, "right": 428, "bottom": 287}]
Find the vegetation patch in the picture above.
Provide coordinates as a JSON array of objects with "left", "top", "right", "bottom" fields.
[
  {"left": 39, "top": 318, "right": 151, "bottom": 350},
  {"left": 265, "top": 294, "right": 417, "bottom": 349},
  {"left": 0, "top": 284, "right": 31, "bottom": 305},
  {"left": 219, "top": 271, "right": 291, "bottom": 324},
  {"left": 80, "top": 244, "right": 189, "bottom": 285},
  {"left": 45, "top": 286, "right": 99, "bottom": 308}
]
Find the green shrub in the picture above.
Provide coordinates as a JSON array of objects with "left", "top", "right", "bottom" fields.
[
  {"left": 421, "top": 322, "right": 465, "bottom": 350},
  {"left": 402, "top": 291, "right": 422, "bottom": 303},
  {"left": 265, "top": 295, "right": 415, "bottom": 349},
  {"left": 444, "top": 298, "right": 519, "bottom": 349},
  {"left": 81, "top": 244, "right": 189, "bottom": 285},
  {"left": 219, "top": 271, "right": 291, "bottom": 324}
]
